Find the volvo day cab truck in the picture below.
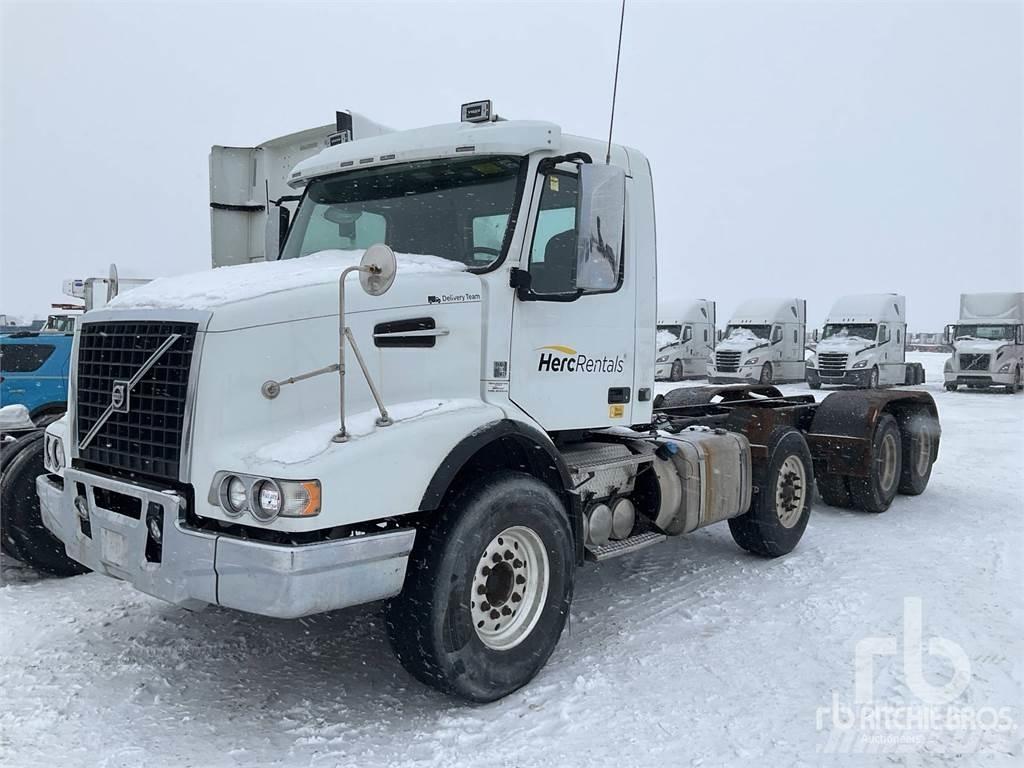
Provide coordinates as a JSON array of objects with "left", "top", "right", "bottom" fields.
[
  {"left": 806, "top": 294, "right": 925, "bottom": 390},
  {"left": 33, "top": 102, "right": 941, "bottom": 703},
  {"left": 655, "top": 298, "right": 715, "bottom": 381},
  {"left": 943, "top": 292, "right": 1024, "bottom": 393},
  {"left": 707, "top": 298, "right": 807, "bottom": 384}
]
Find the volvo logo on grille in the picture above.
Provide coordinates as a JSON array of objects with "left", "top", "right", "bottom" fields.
[{"left": 111, "top": 380, "right": 129, "bottom": 414}]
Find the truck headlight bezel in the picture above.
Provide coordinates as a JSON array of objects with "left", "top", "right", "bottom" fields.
[
  {"left": 656, "top": 354, "right": 669, "bottom": 363},
  {"left": 743, "top": 357, "right": 759, "bottom": 366},
  {"left": 998, "top": 363, "right": 1011, "bottom": 373},
  {"left": 211, "top": 472, "right": 321, "bottom": 522},
  {"left": 853, "top": 359, "right": 869, "bottom": 369},
  {"left": 44, "top": 434, "right": 65, "bottom": 474}
]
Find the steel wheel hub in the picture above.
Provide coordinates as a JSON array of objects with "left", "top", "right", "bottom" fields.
[
  {"left": 471, "top": 526, "right": 550, "bottom": 651},
  {"left": 880, "top": 432, "right": 898, "bottom": 491},
  {"left": 775, "top": 456, "right": 806, "bottom": 528}
]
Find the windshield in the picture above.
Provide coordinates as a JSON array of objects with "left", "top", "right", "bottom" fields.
[
  {"left": 823, "top": 323, "right": 877, "bottom": 341},
  {"left": 725, "top": 324, "right": 770, "bottom": 340},
  {"left": 657, "top": 324, "right": 682, "bottom": 348},
  {"left": 282, "top": 155, "right": 525, "bottom": 270},
  {"left": 954, "top": 324, "right": 1014, "bottom": 341}
]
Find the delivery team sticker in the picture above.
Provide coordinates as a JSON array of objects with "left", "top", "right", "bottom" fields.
[{"left": 536, "top": 345, "right": 625, "bottom": 374}]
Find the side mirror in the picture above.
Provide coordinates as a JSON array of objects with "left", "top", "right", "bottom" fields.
[
  {"left": 576, "top": 164, "right": 625, "bottom": 292},
  {"left": 812, "top": 328, "right": 819, "bottom": 343},
  {"left": 944, "top": 324, "right": 954, "bottom": 345},
  {"left": 1017, "top": 325, "right": 1023, "bottom": 345},
  {"left": 265, "top": 205, "right": 290, "bottom": 261}
]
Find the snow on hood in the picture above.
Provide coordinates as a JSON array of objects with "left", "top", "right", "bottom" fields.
[
  {"left": 656, "top": 330, "right": 679, "bottom": 349},
  {"left": 817, "top": 335, "right": 875, "bottom": 352},
  {"left": 245, "top": 399, "right": 489, "bottom": 466},
  {"left": 0, "top": 404, "right": 33, "bottom": 430},
  {"left": 717, "top": 327, "right": 768, "bottom": 351},
  {"left": 107, "top": 249, "right": 465, "bottom": 311}
]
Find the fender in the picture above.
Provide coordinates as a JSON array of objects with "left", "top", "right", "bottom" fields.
[
  {"left": 419, "top": 419, "right": 583, "bottom": 562},
  {"left": 807, "top": 389, "right": 940, "bottom": 477}
]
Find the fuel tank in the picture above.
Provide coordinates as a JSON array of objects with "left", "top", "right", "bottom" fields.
[{"left": 648, "top": 427, "right": 752, "bottom": 535}]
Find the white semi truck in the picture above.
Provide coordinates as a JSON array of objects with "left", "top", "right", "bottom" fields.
[
  {"left": 806, "top": 294, "right": 925, "bottom": 390},
  {"left": 30, "top": 103, "right": 941, "bottom": 702},
  {"left": 943, "top": 292, "right": 1024, "bottom": 392},
  {"left": 655, "top": 298, "right": 715, "bottom": 381},
  {"left": 707, "top": 297, "right": 807, "bottom": 384}
]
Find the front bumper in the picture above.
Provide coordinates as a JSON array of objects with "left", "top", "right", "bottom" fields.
[
  {"left": 655, "top": 362, "right": 673, "bottom": 379},
  {"left": 806, "top": 368, "right": 872, "bottom": 387},
  {"left": 943, "top": 371, "right": 1013, "bottom": 386},
  {"left": 38, "top": 468, "right": 416, "bottom": 618},
  {"left": 708, "top": 368, "right": 757, "bottom": 384}
]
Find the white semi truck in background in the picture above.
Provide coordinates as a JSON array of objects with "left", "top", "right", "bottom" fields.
[
  {"left": 655, "top": 298, "right": 715, "bottom": 381},
  {"left": 806, "top": 294, "right": 925, "bottom": 390},
  {"left": 943, "top": 292, "right": 1024, "bottom": 393},
  {"left": 707, "top": 297, "right": 807, "bottom": 384},
  {"left": 18, "top": 103, "right": 942, "bottom": 703}
]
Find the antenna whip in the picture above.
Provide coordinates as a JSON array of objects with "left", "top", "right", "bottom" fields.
[{"left": 605, "top": 0, "right": 627, "bottom": 164}]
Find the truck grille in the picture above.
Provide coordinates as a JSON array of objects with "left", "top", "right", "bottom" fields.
[
  {"left": 715, "top": 350, "right": 741, "bottom": 372},
  {"left": 76, "top": 321, "right": 198, "bottom": 481},
  {"left": 817, "top": 352, "right": 849, "bottom": 376},
  {"left": 958, "top": 353, "right": 990, "bottom": 371}
]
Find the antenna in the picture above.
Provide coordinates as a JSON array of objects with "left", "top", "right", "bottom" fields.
[{"left": 605, "top": 0, "right": 627, "bottom": 164}]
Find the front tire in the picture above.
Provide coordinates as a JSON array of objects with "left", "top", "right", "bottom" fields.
[
  {"left": 0, "top": 433, "right": 88, "bottom": 577},
  {"left": 867, "top": 366, "right": 880, "bottom": 389},
  {"left": 759, "top": 362, "right": 773, "bottom": 385},
  {"left": 849, "top": 412, "right": 902, "bottom": 512},
  {"left": 386, "top": 471, "right": 574, "bottom": 702},
  {"left": 728, "top": 428, "right": 813, "bottom": 557},
  {"left": 809, "top": 380, "right": 822, "bottom": 390},
  {"left": 944, "top": 383, "right": 958, "bottom": 392}
]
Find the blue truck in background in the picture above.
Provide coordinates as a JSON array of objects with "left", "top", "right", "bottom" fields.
[{"left": 1, "top": 321, "right": 75, "bottom": 423}]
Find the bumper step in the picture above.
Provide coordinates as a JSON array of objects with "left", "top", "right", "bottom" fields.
[{"left": 585, "top": 531, "right": 666, "bottom": 562}]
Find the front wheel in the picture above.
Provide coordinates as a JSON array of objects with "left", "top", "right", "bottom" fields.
[
  {"left": 670, "top": 360, "right": 683, "bottom": 382},
  {"left": 729, "top": 428, "right": 813, "bottom": 557},
  {"left": 944, "top": 383, "right": 958, "bottom": 392},
  {"left": 759, "top": 363, "right": 774, "bottom": 385},
  {"left": 386, "top": 471, "right": 574, "bottom": 702},
  {"left": 809, "top": 380, "right": 822, "bottom": 390},
  {"left": 867, "top": 366, "right": 880, "bottom": 389}
]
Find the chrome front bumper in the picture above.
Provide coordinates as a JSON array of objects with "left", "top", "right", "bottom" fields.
[{"left": 38, "top": 468, "right": 416, "bottom": 619}]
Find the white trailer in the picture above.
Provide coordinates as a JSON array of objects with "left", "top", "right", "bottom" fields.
[
  {"left": 806, "top": 294, "right": 925, "bottom": 390},
  {"left": 943, "top": 292, "right": 1024, "bottom": 392},
  {"left": 33, "top": 102, "right": 942, "bottom": 702},
  {"left": 655, "top": 298, "right": 715, "bottom": 381},
  {"left": 707, "top": 297, "right": 806, "bottom": 384}
]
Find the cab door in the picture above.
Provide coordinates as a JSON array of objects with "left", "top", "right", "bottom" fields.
[{"left": 509, "top": 165, "right": 635, "bottom": 431}]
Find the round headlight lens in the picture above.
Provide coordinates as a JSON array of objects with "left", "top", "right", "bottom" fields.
[
  {"left": 253, "top": 480, "right": 282, "bottom": 522},
  {"left": 221, "top": 475, "right": 248, "bottom": 516}
]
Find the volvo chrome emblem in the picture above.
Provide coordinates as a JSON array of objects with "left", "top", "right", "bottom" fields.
[{"left": 111, "top": 380, "right": 129, "bottom": 413}]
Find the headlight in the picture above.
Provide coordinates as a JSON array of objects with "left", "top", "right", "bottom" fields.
[
  {"left": 853, "top": 360, "right": 869, "bottom": 369},
  {"left": 220, "top": 475, "right": 249, "bottom": 516},
  {"left": 44, "top": 434, "right": 65, "bottom": 474},
  {"left": 806, "top": 357, "right": 817, "bottom": 368},
  {"left": 656, "top": 355, "right": 669, "bottom": 363},
  {"left": 999, "top": 363, "right": 1011, "bottom": 373},
  {"left": 743, "top": 357, "right": 759, "bottom": 366},
  {"left": 211, "top": 473, "right": 321, "bottom": 522}
]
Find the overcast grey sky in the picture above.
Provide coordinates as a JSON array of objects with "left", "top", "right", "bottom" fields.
[{"left": 1, "top": 0, "right": 1021, "bottom": 329}]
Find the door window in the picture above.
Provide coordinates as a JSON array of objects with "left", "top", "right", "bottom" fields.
[
  {"left": 879, "top": 325, "right": 891, "bottom": 344},
  {"left": 771, "top": 326, "right": 783, "bottom": 344},
  {"left": 529, "top": 173, "right": 579, "bottom": 295}
]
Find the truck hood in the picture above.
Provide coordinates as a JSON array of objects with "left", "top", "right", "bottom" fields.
[
  {"left": 716, "top": 338, "right": 769, "bottom": 355},
  {"left": 952, "top": 338, "right": 1010, "bottom": 354},
  {"left": 105, "top": 249, "right": 474, "bottom": 331}
]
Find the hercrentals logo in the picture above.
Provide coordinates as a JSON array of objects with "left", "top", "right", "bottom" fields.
[{"left": 536, "top": 345, "right": 625, "bottom": 374}]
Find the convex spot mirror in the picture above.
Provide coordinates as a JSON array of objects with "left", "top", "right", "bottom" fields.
[
  {"left": 360, "top": 243, "right": 397, "bottom": 296},
  {"left": 576, "top": 164, "right": 625, "bottom": 292}
]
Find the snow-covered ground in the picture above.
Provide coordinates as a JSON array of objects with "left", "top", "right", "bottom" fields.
[{"left": 1, "top": 353, "right": 1021, "bottom": 767}]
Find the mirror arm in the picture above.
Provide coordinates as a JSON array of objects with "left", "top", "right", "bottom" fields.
[{"left": 537, "top": 151, "right": 593, "bottom": 175}]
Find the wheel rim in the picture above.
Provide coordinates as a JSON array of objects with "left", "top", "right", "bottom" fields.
[
  {"left": 915, "top": 429, "right": 931, "bottom": 477},
  {"left": 775, "top": 455, "right": 807, "bottom": 528},
  {"left": 673, "top": 361, "right": 682, "bottom": 380},
  {"left": 471, "top": 526, "right": 550, "bottom": 651},
  {"left": 879, "top": 432, "right": 898, "bottom": 492},
  {"left": 761, "top": 364, "right": 771, "bottom": 384},
  {"left": 870, "top": 368, "right": 879, "bottom": 388}
]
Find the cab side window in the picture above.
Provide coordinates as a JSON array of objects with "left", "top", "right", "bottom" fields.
[
  {"left": 529, "top": 173, "right": 579, "bottom": 295},
  {"left": 879, "top": 325, "right": 891, "bottom": 344}
]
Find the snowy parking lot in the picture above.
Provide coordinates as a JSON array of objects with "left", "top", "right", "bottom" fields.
[{"left": 1, "top": 353, "right": 1021, "bottom": 767}]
